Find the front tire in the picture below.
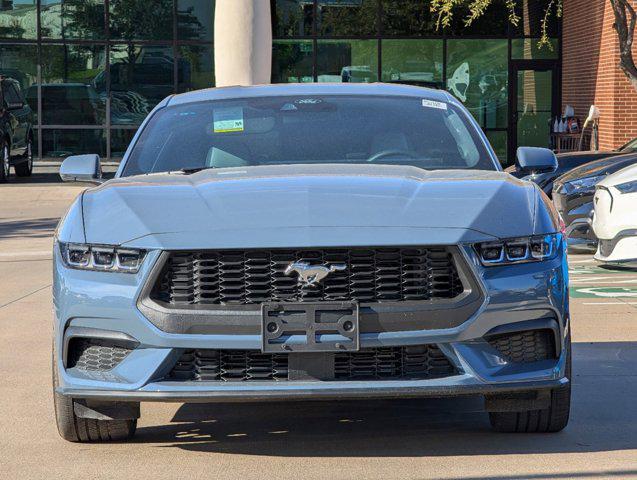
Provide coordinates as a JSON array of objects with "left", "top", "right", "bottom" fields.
[
  {"left": 0, "top": 142, "right": 10, "bottom": 183},
  {"left": 52, "top": 348, "right": 137, "bottom": 442},
  {"left": 14, "top": 137, "right": 33, "bottom": 177},
  {"left": 489, "top": 336, "right": 571, "bottom": 433}
]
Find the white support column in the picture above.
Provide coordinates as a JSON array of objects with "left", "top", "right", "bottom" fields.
[{"left": 214, "top": 0, "right": 272, "bottom": 87}]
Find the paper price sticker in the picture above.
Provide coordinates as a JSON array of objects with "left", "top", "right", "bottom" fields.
[
  {"left": 422, "top": 99, "right": 448, "bottom": 110},
  {"left": 213, "top": 107, "right": 244, "bottom": 133}
]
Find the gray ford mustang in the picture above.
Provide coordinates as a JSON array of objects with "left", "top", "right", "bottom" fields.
[{"left": 53, "top": 83, "right": 570, "bottom": 442}]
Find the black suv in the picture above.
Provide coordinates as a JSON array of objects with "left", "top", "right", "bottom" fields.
[{"left": 0, "top": 76, "right": 34, "bottom": 182}]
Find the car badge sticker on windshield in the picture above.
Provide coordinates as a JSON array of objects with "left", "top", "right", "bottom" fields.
[
  {"left": 213, "top": 107, "right": 244, "bottom": 133},
  {"left": 295, "top": 98, "right": 322, "bottom": 104},
  {"left": 422, "top": 99, "right": 448, "bottom": 110}
]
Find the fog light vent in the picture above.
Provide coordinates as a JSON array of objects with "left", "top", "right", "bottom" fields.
[
  {"left": 486, "top": 329, "right": 556, "bottom": 364},
  {"left": 67, "top": 338, "right": 134, "bottom": 371}
]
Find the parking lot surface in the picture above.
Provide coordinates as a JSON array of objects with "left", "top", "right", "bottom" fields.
[{"left": 1, "top": 167, "right": 636, "bottom": 479}]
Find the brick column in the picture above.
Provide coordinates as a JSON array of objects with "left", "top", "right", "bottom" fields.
[{"left": 562, "top": 0, "right": 637, "bottom": 149}]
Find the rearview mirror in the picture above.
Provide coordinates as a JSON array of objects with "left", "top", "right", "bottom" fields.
[
  {"left": 60, "top": 154, "right": 103, "bottom": 184},
  {"left": 515, "top": 147, "right": 558, "bottom": 176}
]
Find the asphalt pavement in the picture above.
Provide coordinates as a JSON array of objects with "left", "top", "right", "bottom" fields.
[{"left": 1, "top": 167, "right": 636, "bottom": 479}]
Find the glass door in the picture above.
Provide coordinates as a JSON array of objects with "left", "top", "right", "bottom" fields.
[{"left": 509, "top": 62, "right": 558, "bottom": 160}]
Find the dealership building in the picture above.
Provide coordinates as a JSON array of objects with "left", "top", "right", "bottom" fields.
[{"left": 0, "top": 0, "right": 634, "bottom": 164}]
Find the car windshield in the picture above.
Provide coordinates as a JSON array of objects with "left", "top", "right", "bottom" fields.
[
  {"left": 121, "top": 95, "right": 496, "bottom": 176},
  {"left": 619, "top": 138, "right": 637, "bottom": 152}
]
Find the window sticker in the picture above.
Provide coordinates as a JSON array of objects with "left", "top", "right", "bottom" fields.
[
  {"left": 422, "top": 99, "right": 448, "bottom": 110},
  {"left": 213, "top": 107, "right": 244, "bottom": 133}
]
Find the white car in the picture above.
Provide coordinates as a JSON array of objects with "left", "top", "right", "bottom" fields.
[{"left": 592, "top": 163, "right": 637, "bottom": 266}]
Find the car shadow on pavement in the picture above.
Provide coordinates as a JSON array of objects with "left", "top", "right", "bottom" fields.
[
  {"left": 0, "top": 217, "right": 59, "bottom": 239},
  {"left": 132, "top": 341, "right": 637, "bottom": 459}
]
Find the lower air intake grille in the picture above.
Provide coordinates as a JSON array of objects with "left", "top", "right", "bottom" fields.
[
  {"left": 170, "top": 350, "right": 290, "bottom": 382},
  {"left": 67, "top": 338, "right": 134, "bottom": 371},
  {"left": 486, "top": 329, "right": 556, "bottom": 363},
  {"left": 334, "top": 345, "right": 457, "bottom": 380},
  {"left": 169, "top": 345, "right": 457, "bottom": 382}
]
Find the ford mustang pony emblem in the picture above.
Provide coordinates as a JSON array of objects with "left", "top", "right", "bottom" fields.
[{"left": 284, "top": 261, "right": 347, "bottom": 287}]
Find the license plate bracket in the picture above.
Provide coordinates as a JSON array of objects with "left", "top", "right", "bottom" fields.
[{"left": 261, "top": 302, "right": 359, "bottom": 353}]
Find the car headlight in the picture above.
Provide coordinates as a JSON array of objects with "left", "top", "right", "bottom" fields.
[
  {"left": 615, "top": 180, "right": 637, "bottom": 194},
  {"left": 475, "top": 234, "right": 561, "bottom": 266},
  {"left": 59, "top": 242, "right": 146, "bottom": 273},
  {"left": 561, "top": 175, "right": 605, "bottom": 195}
]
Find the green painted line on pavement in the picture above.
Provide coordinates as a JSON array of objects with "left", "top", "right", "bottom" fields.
[{"left": 571, "top": 287, "right": 637, "bottom": 299}]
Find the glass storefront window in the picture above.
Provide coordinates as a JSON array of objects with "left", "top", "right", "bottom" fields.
[
  {"left": 317, "top": 0, "right": 378, "bottom": 36},
  {"left": 446, "top": 39, "right": 508, "bottom": 129},
  {"left": 40, "top": 0, "right": 106, "bottom": 40},
  {"left": 110, "top": 44, "right": 175, "bottom": 125},
  {"left": 381, "top": 0, "right": 438, "bottom": 36},
  {"left": 512, "top": 38, "right": 558, "bottom": 60},
  {"left": 381, "top": 40, "right": 443, "bottom": 88},
  {"left": 0, "top": 44, "right": 38, "bottom": 92},
  {"left": 272, "top": 0, "right": 313, "bottom": 37},
  {"left": 109, "top": 0, "right": 173, "bottom": 41},
  {"left": 0, "top": 0, "right": 37, "bottom": 39},
  {"left": 447, "top": 0, "right": 510, "bottom": 36},
  {"left": 177, "top": 0, "right": 214, "bottom": 42},
  {"left": 272, "top": 40, "right": 314, "bottom": 83},
  {"left": 40, "top": 44, "right": 107, "bottom": 125},
  {"left": 514, "top": 0, "right": 560, "bottom": 37},
  {"left": 516, "top": 69, "right": 552, "bottom": 150},
  {"left": 110, "top": 128, "right": 137, "bottom": 159},
  {"left": 486, "top": 130, "right": 508, "bottom": 166},
  {"left": 317, "top": 39, "right": 377, "bottom": 82},
  {"left": 177, "top": 44, "right": 214, "bottom": 92},
  {"left": 41, "top": 128, "right": 106, "bottom": 159},
  {"left": 0, "top": 44, "right": 38, "bottom": 123}
]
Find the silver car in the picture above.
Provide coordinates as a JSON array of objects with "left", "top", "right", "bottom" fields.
[{"left": 53, "top": 84, "right": 570, "bottom": 442}]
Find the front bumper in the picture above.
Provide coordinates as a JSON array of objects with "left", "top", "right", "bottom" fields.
[
  {"left": 53, "top": 244, "right": 570, "bottom": 402},
  {"left": 57, "top": 377, "right": 569, "bottom": 403}
]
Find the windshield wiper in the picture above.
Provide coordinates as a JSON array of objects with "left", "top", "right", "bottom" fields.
[{"left": 177, "top": 166, "right": 215, "bottom": 174}]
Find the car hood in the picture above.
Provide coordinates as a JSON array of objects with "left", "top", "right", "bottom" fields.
[
  {"left": 598, "top": 163, "right": 637, "bottom": 188},
  {"left": 557, "top": 153, "right": 637, "bottom": 184},
  {"left": 81, "top": 164, "right": 551, "bottom": 249}
]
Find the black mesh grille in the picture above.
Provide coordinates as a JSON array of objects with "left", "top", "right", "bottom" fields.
[
  {"left": 486, "top": 330, "right": 556, "bottom": 364},
  {"left": 169, "top": 350, "right": 290, "bottom": 381},
  {"left": 168, "top": 346, "right": 457, "bottom": 382},
  {"left": 67, "top": 338, "right": 134, "bottom": 371},
  {"left": 334, "top": 345, "right": 457, "bottom": 380},
  {"left": 152, "top": 247, "right": 464, "bottom": 306}
]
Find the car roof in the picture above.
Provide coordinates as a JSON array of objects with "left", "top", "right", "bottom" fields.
[{"left": 167, "top": 82, "right": 452, "bottom": 106}]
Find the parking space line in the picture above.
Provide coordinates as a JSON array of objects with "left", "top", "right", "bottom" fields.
[{"left": 0, "top": 284, "right": 51, "bottom": 310}]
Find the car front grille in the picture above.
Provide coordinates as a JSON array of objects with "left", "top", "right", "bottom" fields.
[
  {"left": 168, "top": 345, "right": 457, "bottom": 382},
  {"left": 486, "top": 329, "right": 556, "bottom": 364},
  {"left": 67, "top": 338, "right": 134, "bottom": 371},
  {"left": 151, "top": 247, "right": 464, "bottom": 306}
]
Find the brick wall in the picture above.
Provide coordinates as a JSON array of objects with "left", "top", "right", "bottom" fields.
[{"left": 562, "top": 0, "right": 637, "bottom": 150}]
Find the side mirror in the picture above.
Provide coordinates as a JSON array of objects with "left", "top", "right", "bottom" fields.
[
  {"left": 60, "top": 154, "right": 103, "bottom": 184},
  {"left": 515, "top": 147, "right": 558, "bottom": 176}
]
